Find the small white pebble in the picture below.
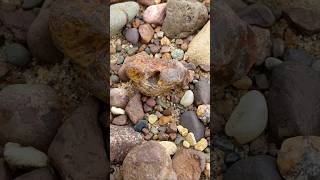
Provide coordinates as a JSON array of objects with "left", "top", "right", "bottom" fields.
[
  {"left": 183, "top": 141, "right": 190, "bottom": 148},
  {"left": 111, "top": 106, "right": 125, "bottom": 115},
  {"left": 180, "top": 90, "right": 194, "bottom": 107},
  {"left": 148, "top": 114, "right": 158, "bottom": 124}
]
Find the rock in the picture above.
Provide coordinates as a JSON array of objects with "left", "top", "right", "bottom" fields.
[
  {"left": 254, "top": 73, "right": 269, "bottom": 89},
  {"left": 159, "top": 116, "right": 172, "bottom": 126},
  {"left": 159, "top": 141, "right": 177, "bottom": 155},
  {"left": 213, "top": 1, "right": 257, "bottom": 85},
  {"left": 125, "top": 93, "right": 144, "bottom": 124},
  {"left": 0, "top": 5, "right": 36, "bottom": 42},
  {"left": 172, "top": 149, "right": 206, "bottom": 180},
  {"left": 225, "top": 90, "right": 268, "bottom": 144},
  {"left": 14, "top": 167, "right": 58, "bottom": 180},
  {"left": 264, "top": 57, "right": 283, "bottom": 70},
  {"left": 0, "top": 158, "right": 10, "bottom": 180},
  {"left": 124, "top": 52, "right": 193, "bottom": 96},
  {"left": 177, "top": 125, "right": 188, "bottom": 137},
  {"left": 48, "top": 98, "right": 107, "bottom": 180},
  {"left": 49, "top": 0, "right": 108, "bottom": 101},
  {"left": 224, "top": 0, "right": 248, "bottom": 13},
  {"left": 276, "top": 0, "right": 320, "bottom": 35},
  {"left": 122, "top": 141, "right": 177, "bottom": 180},
  {"left": 284, "top": 48, "right": 314, "bottom": 66},
  {"left": 110, "top": 88, "right": 129, "bottom": 108},
  {"left": 111, "top": 107, "right": 125, "bottom": 115},
  {"left": 139, "top": 24, "right": 154, "bottom": 44},
  {"left": 133, "top": 120, "right": 148, "bottom": 132},
  {"left": 0, "top": 84, "right": 62, "bottom": 151},
  {"left": 22, "top": 0, "right": 43, "bottom": 9},
  {"left": 268, "top": 62, "right": 320, "bottom": 141},
  {"left": 4, "top": 142, "right": 48, "bottom": 168},
  {"left": 183, "top": 141, "right": 190, "bottom": 148},
  {"left": 125, "top": 28, "right": 139, "bottom": 44},
  {"left": 194, "top": 138, "right": 208, "bottom": 151},
  {"left": 160, "top": 36, "right": 171, "bottom": 46},
  {"left": 239, "top": 3, "right": 276, "bottom": 27},
  {"left": 146, "top": 98, "right": 156, "bottom": 107},
  {"left": 167, "top": 123, "right": 177, "bottom": 133},
  {"left": 180, "top": 111, "right": 205, "bottom": 141},
  {"left": 278, "top": 136, "right": 320, "bottom": 180},
  {"left": 110, "top": 1, "right": 140, "bottom": 36},
  {"left": 180, "top": 90, "right": 194, "bottom": 107},
  {"left": 196, "top": 105, "right": 210, "bottom": 124},
  {"left": 194, "top": 80, "right": 210, "bottom": 105},
  {"left": 143, "top": 3, "right": 166, "bottom": 25},
  {"left": 251, "top": 26, "right": 272, "bottom": 65},
  {"left": 185, "top": 133, "right": 197, "bottom": 146},
  {"left": 138, "top": 0, "right": 156, "bottom": 6},
  {"left": 162, "top": 0, "right": 208, "bottom": 38},
  {"left": 232, "top": 76, "right": 252, "bottom": 90},
  {"left": 112, "top": 115, "right": 128, "bottom": 126},
  {"left": 110, "top": 125, "right": 143, "bottom": 164},
  {"left": 147, "top": 114, "right": 158, "bottom": 124},
  {"left": 171, "top": 49, "right": 184, "bottom": 60},
  {"left": 186, "top": 20, "right": 210, "bottom": 66},
  {"left": 272, "top": 38, "right": 285, "bottom": 58},
  {"left": 4, "top": 43, "right": 31, "bottom": 66},
  {"left": 224, "top": 155, "right": 282, "bottom": 180},
  {"left": 27, "top": 0, "right": 63, "bottom": 63}
]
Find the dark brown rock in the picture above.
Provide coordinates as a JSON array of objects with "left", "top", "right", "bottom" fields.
[
  {"left": 239, "top": 3, "right": 276, "bottom": 27},
  {"left": 110, "top": 125, "right": 143, "bottom": 164},
  {"left": 0, "top": 84, "right": 62, "bottom": 151},
  {"left": 48, "top": 97, "right": 107, "bottom": 180},
  {"left": 268, "top": 62, "right": 320, "bottom": 141},
  {"left": 14, "top": 167, "right": 58, "bottom": 180},
  {"left": 27, "top": 0, "right": 63, "bottom": 63}
]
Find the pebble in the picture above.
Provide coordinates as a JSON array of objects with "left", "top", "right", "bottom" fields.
[
  {"left": 225, "top": 90, "right": 268, "bottom": 144},
  {"left": 175, "top": 134, "right": 185, "bottom": 144},
  {"left": 264, "top": 57, "right": 283, "bottom": 70},
  {"left": 167, "top": 123, "right": 177, "bottom": 133},
  {"left": 194, "top": 80, "right": 210, "bottom": 105},
  {"left": 185, "top": 132, "right": 197, "bottom": 146},
  {"left": 183, "top": 141, "right": 190, "bottom": 148},
  {"left": 147, "top": 114, "right": 158, "bottom": 124},
  {"left": 196, "top": 104, "right": 210, "bottom": 124},
  {"left": 159, "top": 116, "right": 172, "bottom": 125},
  {"left": 110, "top": 74, "right": 120, "bottom": 84},
  {"left": 125, "top": 93, "right": 144, "bottom": 124},
  {"left": 171, "top": 49, "right": 184, "bottom": 60},
  {"left": 160, "top": 36, "right": 171, "bottom": 46},
  {"left": 112, "top": 115, "right": 128, "bottom": 125},
  {"left": 284, "top": 48, "right": 314, "bottom": 66},
  {"left": 143, "top": 3, "right": 167, "bottom": 25},
  {"left": 180, "top": 90, "right": 194, "bottom": 107},
  {"left": 158, "top": 132, "right": 169, "bottom": 141},
  {"left": 177, "top": 125, "right": 188, "bottom": 137},
  {"left": 146, "top": 98, "right": 156, "bottom": 107},
  {"left": 139, "top": 24, "right": 154, "bottom": 44},
  {"left": 194, "top": 138, "right": 208, "bottom": 151},
  {"left": 272, "top": 38, "right": 285, "bottom": 57},
  {"left": 156, "top": 31, "right": 164, "bottom": 38},
  {"left": 4, "top": 43, "right": 31, "bottom": 66},
  {"left": 133, "top": 120, "right": 148, "bottom": 132},
  {"left": 150, "top": 126, "right": 159, "bottom": 134},
  {"left": 169, "top": 133, "right": 176, "bottom": 141},
  {"left": 124, "top": 28, "right": 139, "bottom": 44},
  {"left": 159, "top": 141, "right": 177, "bottom": 155},
  {"left": 180, "top": 111, "right": 205, "bottom": 141},
  {"left": 111, "top": 107, "right": 125, "bottom": 115}
]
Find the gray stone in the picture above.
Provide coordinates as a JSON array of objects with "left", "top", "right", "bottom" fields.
[
  {"left": 4, "top": 43, "right": 31, "bottom": 66},
  {"left": 180, "top": 111, "right": 205, "bottom": 141},
  {"left": 194, "top": 80, "right": 210, "bottom": 105}
]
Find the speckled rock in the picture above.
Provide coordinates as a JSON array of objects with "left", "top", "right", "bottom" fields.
[
  {"left": 172, "top": 149, "right": 206, "bottom": 180},
  {"left": 110, "top": 125, "right": 143, "bottom": 164},
  {"left": 122, "top": 141, "right": 177, "bottom": 180},
  {"left": 162, "top": 0, "right": 208, "bottom": 38},
  {"left": 278, "top": 136, "right": 320, "bottom": 180},
  {"left": 125, "top": 93, "right": 144, "bottom": 124}
]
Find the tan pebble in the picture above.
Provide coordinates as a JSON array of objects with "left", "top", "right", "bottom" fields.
[
  {"left": 194, "top": 138, "right": 208, "bottom": 151},
  {"left": 159, "top": 141, "right": 177, "bottom": 155},
  {"left": 177, "top": 125, "right": 188, "bottom": 137},
  {"left": 183, "top": 140, "right": 190, "bottom": 148},
  {"left": 161, "top": 36, "right": 171, "bottom": 46},
  {"left": 185, "top": 132, "right": 197, "bottom": 146},
  {"left": 159, "top": 116, "right": 172, "bottom": 125},
  {"left": 148, "top": 114, "right": 158, "bottom": 124},
  {"left": 162, "top": 52, "right": 171, "bottom": 60}
]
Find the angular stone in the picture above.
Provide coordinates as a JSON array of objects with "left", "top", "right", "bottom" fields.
[
  {"left": 48, "top": 98, "right": 107, "bottom": 180},
  {"left": 125, "top": 93, "right": 144, "bottom": 124},
  {"left": 194, "top": 80, "right": 210, "bottom": 105},
  {"left": 112, "top": 115, "right": 128, "bottom": 126},
  {"left": 251, "top": 26, "right": 271, "bottom": 66},
  {"left": 110, "top": 88, "right": 129, "bottom": 108}
]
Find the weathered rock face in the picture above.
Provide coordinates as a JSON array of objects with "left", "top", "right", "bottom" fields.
[
  {"left": 48, "top": 98, "right": 108, "bottom": 180},
  {"left": 162, "top": 0, "right": 208, "bottom": 39},
  {"left": 213, "top": 1, "right": 257, "bottom": 86},
  {"left": 124, "top": 52, "right": 194, "bottom": 96},
  {"left": 49, "top": 0, "right": 107, "bottom": 101},
  {"left": 268, "top": 62, "right": 320, "bottom": 141},
  {"left": 27, "top": 0, "right": 63, "bottom": 63},
  {"left": 0, "top": 84, "right": 62, "bottom": 151},
  {"left": 122, "top": 141, "right": 177, "bottom": 180},
  {"left": 278, "top": 136, "right": 320, "bottom": 180}
]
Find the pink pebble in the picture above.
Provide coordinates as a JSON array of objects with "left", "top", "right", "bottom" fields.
[{"left": 143, "top": 3, "right": 167, "bottom": 25}]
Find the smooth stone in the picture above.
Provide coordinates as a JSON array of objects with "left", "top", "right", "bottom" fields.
[
  {"left": 148, "top": 114, "right": 158, "bottom": 124},
  {"left": 224, "top": 155, "right": 282, "bottom": 180},
  {"left": 254, "top": 74, "right": 269, "bottom": 89},
  {"left": 4, "top": 142, "right": 48, "bottom": 168},
  {"left": 180, "top": 90, "right": 194, "bottom": 107},
  {"left": 143, "top": 3, "right": 166, "bottom": 25},
  {"left": 225, "top": 90, "right": 268, "bottom": 144},
  {"left": 272, "top": 38, "right": 285, "bottom": 58},
  {"left": 112, "top": 114, "right": 128, "bottom": 126},
  {"left": 284, "top": 48, "right": 314, "bottom": 66},
  {"left": 232, "top": 76, "right": 252, "bottom": 90},
  {"left": 264, "top": 57, "right": 283, "bottom": 70},
  {"left": 4, "top": 43, "right": 31, "bottom": 66},
  {"left": 180, "top": 111, "right": 205, "bottom": 141},
  {"left": 139, "top": 24, "right": 154, "bottom": 44},
  {"left": 194, "top": 138, "right": 208, "bottom": 151},
  {"left": 124, "top": 28, "right": 139, "bottom": 44},
  {"left": 111, "top": 106, "right": 125, "bottom": 115}
]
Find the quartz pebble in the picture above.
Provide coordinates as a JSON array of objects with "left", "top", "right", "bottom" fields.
[
  {"left": 159, "top": 141, "right": 177, "bottom": 155},
  {"left": 148, "top": 114, "right": 158, "bottom": 124},
  {"left": 177, "top": 125, "right": 188, "bottom": 137},
  {"left": 195, "top": 138, "right": 208, "bottom": 151},
  {"left": 185, "top": 132, "right": 197, "bottom": 146},
  {"left": 111, "top": 107, "right": 125, "bottom": 115},
  {"left": 180, "top": 90, "right": 194, "bottom": 107},
  {"left": 183, "top": 141, "right": 190, "bottom": 148}
]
